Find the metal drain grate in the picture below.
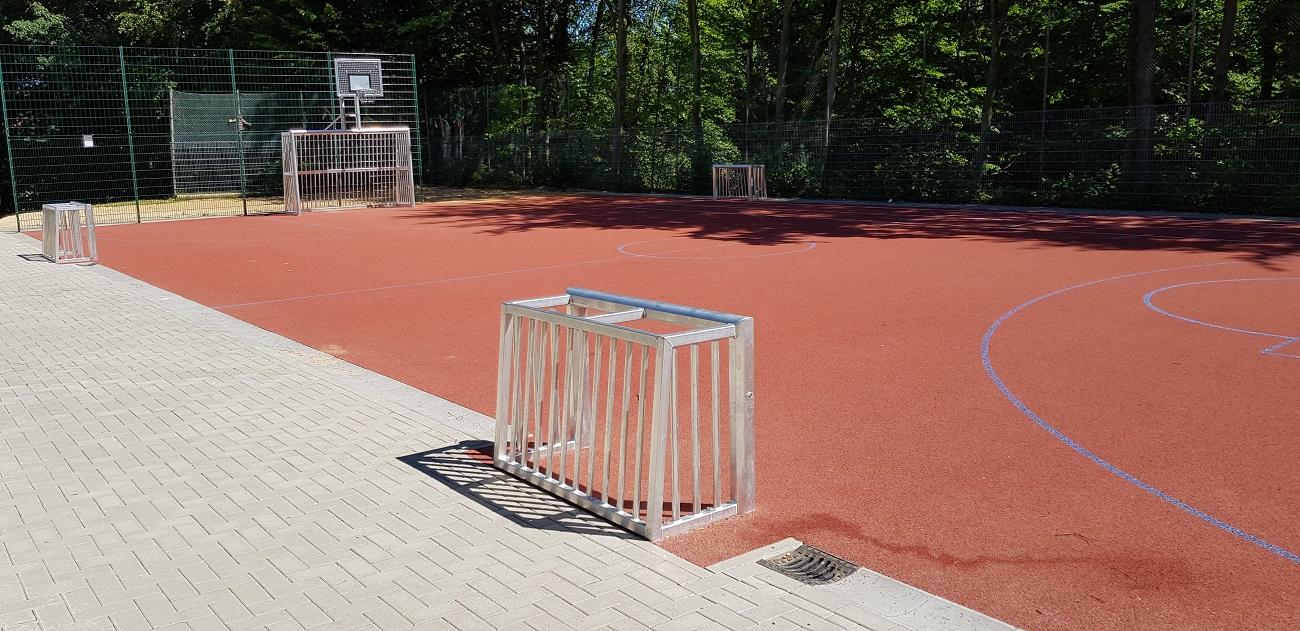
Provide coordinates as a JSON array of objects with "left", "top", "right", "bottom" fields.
[
  {"left": 17, "top": 253, "right": 50, "bottom": 262},
  {"left": 758, "top": 544, "right": 859, "bottom": 585}
]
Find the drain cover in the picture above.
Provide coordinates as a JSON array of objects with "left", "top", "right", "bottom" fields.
[
  {"left": 17, "top": 253, "right": 50, "bottom": 262},
  {"left": 758, "top": 544, "right": 859, "bottom": 585}
]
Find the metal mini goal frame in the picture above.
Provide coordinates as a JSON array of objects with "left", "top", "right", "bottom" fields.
[
  {"left": 494, "top": 287, "right": 756, "bottom": 541},
  {"left": 41, "top": 202, "right": 97, "bottom": 263},
  {"left": 712, "top": 164, "right": 768, "bottom": 200}
]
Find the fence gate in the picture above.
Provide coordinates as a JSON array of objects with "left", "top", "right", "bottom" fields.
[{"left": 494, "top": 288, "right": 755, "bottom": 540}]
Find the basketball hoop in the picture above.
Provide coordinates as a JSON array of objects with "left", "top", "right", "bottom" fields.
[{"left": 332, "top": 57, "right": 383, "bottom": 130}]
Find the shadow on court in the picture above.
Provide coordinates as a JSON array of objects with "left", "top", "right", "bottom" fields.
[
  {"left": 398, "top": 440, "right": 638, "bottom": 539},
  {"left": 398, "top": 194, "right": 1300, "bottom": 264}
]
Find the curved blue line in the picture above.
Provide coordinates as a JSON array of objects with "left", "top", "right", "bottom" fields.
[
  {"left": 981, "top": 263, "right": 1300, "bottom": 564},
  {"left": 1143, "top": 279, "right": 1300, "bottom": 357}
]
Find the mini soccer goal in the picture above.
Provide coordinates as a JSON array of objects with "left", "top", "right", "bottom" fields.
[
  {"left": 711, "top": 164, "right": 768, "bottom": 200},
  {"left": 281, "top": 128, "right": 416, "bottom": 213}
]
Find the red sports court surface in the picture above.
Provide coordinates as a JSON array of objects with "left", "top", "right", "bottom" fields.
[{"left": 91, "top": 195, "right": 1299, "bottom": 631}]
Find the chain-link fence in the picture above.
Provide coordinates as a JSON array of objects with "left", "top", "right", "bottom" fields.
[
  {"left": 423, "top": 100, "right": 1300, "bottom": 216},
  {"left": 0, "top": 45, "right": 420, "bottom": 230}
]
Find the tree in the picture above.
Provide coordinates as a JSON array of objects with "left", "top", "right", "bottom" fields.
[
  {"left": 773, "top": 0, "right": 793, "bottom": 121},
  {"left": 1125, "top": 0, "right": 1158, "bottom": 191},
  {"left": 1211, "top": 0, "right": 1238, "bottom": 102},
  {"left": 975, "top": 0, "right": 1015, "bottom": 181}
]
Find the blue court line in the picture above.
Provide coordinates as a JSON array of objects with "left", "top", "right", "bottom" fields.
[
  {"left": 1143, "top": 278, "right": 1300, "bottom": 358},
  {"left": 1264, "top": 338, "right": 1300, "bottom": 358},
  {"left": 981, "top": 263, "right": 1300, "bottom": 564}
]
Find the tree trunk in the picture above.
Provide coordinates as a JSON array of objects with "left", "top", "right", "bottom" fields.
[
  {"left": 1206, "top": 0, "right": 1237, "bottom": 102},
  {"left": 1131, "top": 0, "right": 1158, "bottom": 108},
  {"left": 1259, "top": 19, "right": 1278, "bottom": 99},
  {"left": 1185, "top": 0, "right": 1199, "bottom": 106},
  {"left": 774, "top": 0, "right": 794, "bottom": 121},
  {"left": 488, "top": 0, "right": 506, "bottom": 66},
  {"left": 586, "top": 0, "right": 606, "bottom": 90},
  {"left": 821, "top": 0, "right": 843, "bottom": 176},
  {"left": 613, "top": 0, "right": 628, "bottom": 186},
  {"left": 688, "top": 0, "right": 703, "bottom": 189},
  {"left": 975, "top": 0, "right": 1013, "bottom": 181},
  {"left": 536, "top": 1, "right": 550, "bottom": 129},
  {"left": 1125, "top": 0, "right": 1158, "bottom": 192}
]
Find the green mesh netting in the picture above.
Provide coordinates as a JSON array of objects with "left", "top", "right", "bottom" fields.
[{"left": 169, "top": 90, "right": 336, "bottom": 195}]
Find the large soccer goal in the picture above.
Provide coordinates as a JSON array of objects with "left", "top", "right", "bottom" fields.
[
  {"left": 279, "top": 58, "right": 416, "bottom": 214},
  {"left": 281, "top": 128, "right": 416, "bottom": 213}
]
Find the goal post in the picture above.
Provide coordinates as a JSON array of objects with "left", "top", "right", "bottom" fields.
[
  {"left": 281, "top": 127, "right": 416, "bottom": 213},
  {"left": 712, "top": 164, "right": 768, "bottom": 200}
]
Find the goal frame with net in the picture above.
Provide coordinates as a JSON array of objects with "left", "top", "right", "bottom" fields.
[
  {"left": 711, "top": 164, "right": 768, "bottom": 200},
  {"left": 281, "top": 127, "right": 416, "bottom": 213}
]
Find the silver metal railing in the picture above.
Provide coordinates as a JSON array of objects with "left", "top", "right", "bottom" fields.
[
  {"left": 281, "top": 127, "right": 416, "bottom": 214},
  {"left": 711, "top": 164, "right": 768, "bottom": 200},
  {"left": 494, "top": 288, "right": 755, "bottom": 540}
]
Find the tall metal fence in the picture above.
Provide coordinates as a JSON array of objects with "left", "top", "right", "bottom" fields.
[
  {"left": 0, "top": 45, "right": 420, "bottom": 230},
  {"left": 424, "top": 101, "right": 1300, "bottom": 216}
]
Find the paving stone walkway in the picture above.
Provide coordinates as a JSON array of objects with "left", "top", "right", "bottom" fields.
[{"left": 0, "top": 231, "right": 1016, "bottom": 631}]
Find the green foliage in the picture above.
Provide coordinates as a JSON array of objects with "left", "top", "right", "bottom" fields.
[{"left": 3, "top": 0, "right": 1300, "bottom": 215}]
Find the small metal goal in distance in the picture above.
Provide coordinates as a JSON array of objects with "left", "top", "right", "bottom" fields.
[
  {"left": 712, "top": 164, "right": 768, "bottom": 200},
  {"left": 281, "top": 127, "right": 416, "bottom": 214},
  {"left": 495, "top": 288, "right": 755, "bottom": 541},
  {"left": 41, "top": 202, "right": 97, "bottom": 264}
]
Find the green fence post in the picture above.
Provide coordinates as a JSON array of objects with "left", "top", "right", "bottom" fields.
[
  {"left": 409, "top": 54, "right": 424, "bottom": 200},
  {"left": 326, "top": 51, "right": 336, "bottom": 128},
  {"left": 229, "top": 50, "right": 249, "bottom": 216},
  {"left": 0, "top": 54, "right": 22, "bottom": 231},
  {"left": 118, "top": 47, "right": 142, "bottom": 223}
]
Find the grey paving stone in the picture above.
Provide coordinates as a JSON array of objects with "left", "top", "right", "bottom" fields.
[{"left": 0, "top": 231, "right": 1015, "bottom": 631}]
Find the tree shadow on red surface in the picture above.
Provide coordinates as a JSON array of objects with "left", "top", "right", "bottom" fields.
[{"left": 399, "top": 194, "right": 1300, "bottom": 266}]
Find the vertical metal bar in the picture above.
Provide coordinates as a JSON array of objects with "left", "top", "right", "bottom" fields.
[
  {"left": 229, "top": 50, "right": 249, "bottom": 216},
  {"left": 670, "top": 347, "right": 680, "bottom": 521},
  {"left": 646, "top": 341, "right": 673, "bottom": 540},
  {"left": 0, "top": 55, "right": 19, "bottom": 231},
  {"left": 586, "top": 334, "right": 603, "bottom": 494},
  {"left": 68, "top": 209, "right": 83, "bottom": 258},
  {"left": 530, "top": 320, "right": 547, "bottom": 470},
  {"left": 547, "top": 322, "right": 561, "bottom": 479},
  {"left": 408, "top": 54, "right": 424, "bottom": 197},
  {"left": 690, "top": 344, "right": 700, "bottom": 514},
  {"left": 516, "top": 318, "right": 535, "bottom": 462},
  {"left": 507, "top": 316, "right": 524, "bottom": 463},
  {"left": 493, "top": 311, "right": 516, "bottom": 464},
  {"left": 601, "top": 336, "right": 617, "bottom": 505},
  {"left": 560, "top": 327, "right": 576, "bottom": 487},
  {"left": 558, "top": 327, "right": 575, "bottom": 485},
  {"left": 168, "top": 90, "right": 178, "bottom": 199},
  {"left": 711, "top": 340, "right": 721, "bottom": 507},
  {"left": 632, "top": 344, "right": 650, "bottom": 520},
  {"left": 730, "top": 319, "right": 756, "bottom": 513},
  {"left": 326, "top": 51, "right": 337, "bottom": 130},
  {"left": 118, "top": 47, "right": 142, "bottom": 223},
  {"left": 616, "top": 341, "right": 633, "bottom": 512},
  {"left": 84, "top": 204, "right": 97, "bottom": 261}
]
